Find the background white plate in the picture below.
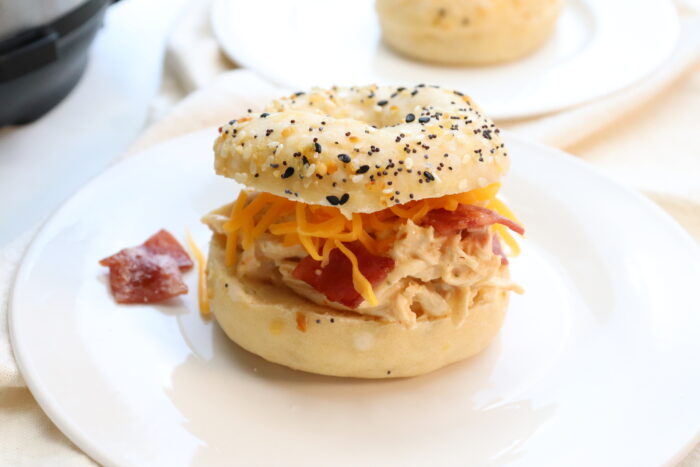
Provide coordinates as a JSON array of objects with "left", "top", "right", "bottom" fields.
[
  {"left": 211, "top": 0, "right": 679, "bottom": 120},
  {"left": 11, "top": 129, "right": 700, "bottom": 466}
]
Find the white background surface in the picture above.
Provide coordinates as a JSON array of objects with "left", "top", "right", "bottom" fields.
[
  {"left": 0, "top": 0, "right": 188, "bottom": 248},
  {"left": 10, "top": 130, "right": 700, "bottom": 466}
]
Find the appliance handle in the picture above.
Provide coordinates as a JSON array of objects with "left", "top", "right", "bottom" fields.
[{"left": 0, "top": 0, "right": 110, "bottom": 82}]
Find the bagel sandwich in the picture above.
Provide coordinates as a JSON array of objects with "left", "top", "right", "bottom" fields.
[{"left": 203, "top": 85, "right": 524, "bottom": 378}]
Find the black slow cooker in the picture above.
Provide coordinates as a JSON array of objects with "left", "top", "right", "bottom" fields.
[{"left": 0, "top": 0, "right": 113, "bottom": 126}]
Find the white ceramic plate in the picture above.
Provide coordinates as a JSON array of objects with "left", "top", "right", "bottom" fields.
[
  {"left": 11, "top": 129, "right": 700, "bottom": 466},
  {"left": 211, "top": 0, "right": 678, "bottom": 120}
]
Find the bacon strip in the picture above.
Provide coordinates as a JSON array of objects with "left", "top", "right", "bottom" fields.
[
  {"left": 99, "top": 230, "right": 192, "bottom": 304},
  {"left": 292, "top": 241, "right": 394, "bottom": 309},
  {"left": 421, "top": 204, "right": 525, "bottom": 237}
]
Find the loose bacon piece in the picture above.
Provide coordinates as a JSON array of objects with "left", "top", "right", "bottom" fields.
[
  {"left": 421, "top": 204, "right": 525, "bottom": 237},
  {"left": 143, "top": 229, "right": 193, "bottom": 270},
  {"left": 99, "top": 230, "right": 192, "bottom": 304},
  {"left": 292, "top": 242, "right": 395, "bottom": 309}
]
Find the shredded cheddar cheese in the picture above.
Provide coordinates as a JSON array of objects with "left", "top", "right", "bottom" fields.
[
  {"left": 335, "top": 239, "right": 378, "bottom": 306},
  {"left": 224, "top": 190, "right": 248, "bottom": 266},
  {"left": 296, "top": 311, "right": 307, "bottom": 332},
  {"left": 186, "top": 231, "right": 210, "bottom": 318},
  {"left": 221, "top": 183, "right": 521, "bottom": 305}
]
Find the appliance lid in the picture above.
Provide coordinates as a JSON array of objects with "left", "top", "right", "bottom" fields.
[
  {"left": 0, "top": 0, "right": 89, "bottom": 41},
  {"left": 0, "top": 0, "right": 109, "bottom": 82}
]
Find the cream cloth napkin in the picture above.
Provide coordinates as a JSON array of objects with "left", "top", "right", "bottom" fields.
[{"left": 2, "top": 2, "right": 700, "bottom": 465}]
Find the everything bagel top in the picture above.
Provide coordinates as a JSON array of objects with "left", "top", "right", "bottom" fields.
[{"left": 214, "top": 85, "right": 510, "bottom": 217}]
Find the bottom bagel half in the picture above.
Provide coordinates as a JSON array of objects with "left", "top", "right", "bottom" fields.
[{"left": 206, "top": 235, "right": 509, "bottom": 379}]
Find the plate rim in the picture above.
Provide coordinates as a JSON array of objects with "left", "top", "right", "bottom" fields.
[
  {"left": 9, "top": 128, "right": 700, "bottom": 466},
  {"left": 209, "top": 0, "right": 680, "bottom": 120}
]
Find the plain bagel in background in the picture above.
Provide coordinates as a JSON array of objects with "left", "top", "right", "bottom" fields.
[{"left": 376, "top": 0, "right": 563, "bottom": 65}]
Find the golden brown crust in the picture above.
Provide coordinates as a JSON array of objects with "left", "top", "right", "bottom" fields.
[
  {"left": 213, "top": 85, "right": 509, "bottom": 217},
  {"left": 376, "top": 0, "right": 562, "bottom": 65},
  {"left": 206, "top": 235, "right": 509, "bottom": 378}
]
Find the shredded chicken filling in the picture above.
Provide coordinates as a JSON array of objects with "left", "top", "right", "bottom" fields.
[{"left": 204, "top": 205, "right": 521, "bottom": 327}]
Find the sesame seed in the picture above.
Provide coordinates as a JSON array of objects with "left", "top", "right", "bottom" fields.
[
  {"left": 356, "top": 165, "right": 370, "bottom": 174},
  {"left": 281, "top": 167, "right": 294, "bottom": 179},
  {"left": 405, "top": 113, "right": 415, "bottom": 123},
  {"left": 337, "top": 153, "right": 351, "bottom": 163}
]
